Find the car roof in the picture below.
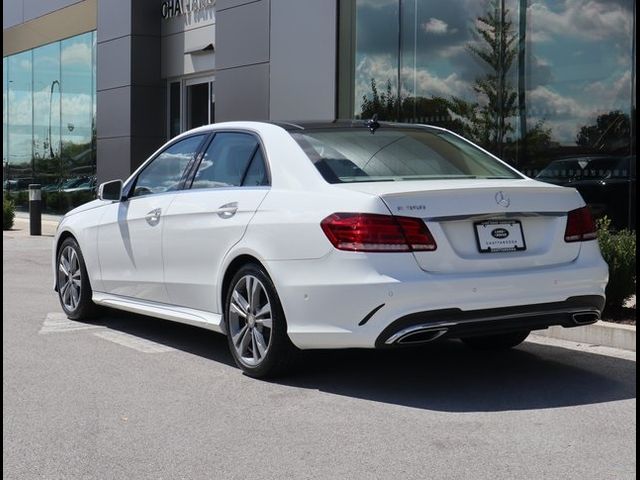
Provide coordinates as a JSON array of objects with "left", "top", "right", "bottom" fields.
[{"left": 267, "top": 120, "right": 442, "bottom": 132}]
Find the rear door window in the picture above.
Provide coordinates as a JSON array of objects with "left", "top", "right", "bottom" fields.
[{"left": 191, "top": 132, "right": 268, "bottom": 188}]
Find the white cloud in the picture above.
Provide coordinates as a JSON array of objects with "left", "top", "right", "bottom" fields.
[
  {"left": 422, "top": 18, "right": 454, "bottom": 35},
  {"left": 528, "top": 85, "right": 590, "bottom": 118},
  {"left": 61, "top": 42, "right": 91, "bottom": 66},
  {"left": 528, "top": 0, "right": 633, "bottom": 42},
  {"left": 355, "top": 55, "right": 471, "bottom": 108},
  {"left": 529, "top": 30, "right": 553, "bottom": 43},
  {"left": 583, "top": 70, "right": 632, "bottom": 109},
  {"left": 438, "top": 44, "right": 466, "bottom": 59},
  {"left": 405, "top": 68, "right": 468, "bottom": 99}
]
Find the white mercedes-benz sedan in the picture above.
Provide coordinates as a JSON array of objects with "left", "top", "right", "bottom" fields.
[{"left": 53, "top": 121, "right": 608, "bottom": 377}]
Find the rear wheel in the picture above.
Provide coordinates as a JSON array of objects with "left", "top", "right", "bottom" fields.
[
  {"left": 461, "top": 330, "right": 530, "bottom": 350},
  {"left": 56, "top": 237, "right": 97, "bottom": 320},
  {"left": 225, "top": 264, "right": 297, "bottom": 378}
]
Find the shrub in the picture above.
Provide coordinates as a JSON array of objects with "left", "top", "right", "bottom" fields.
[
  {"left": 596, "top": 216, "right": 636, "bottom": 311},
  {"left": 3, "top": 197, "right": 15, "bottom": 230}
]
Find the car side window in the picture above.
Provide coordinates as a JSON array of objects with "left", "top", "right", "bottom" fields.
[
  {"left": 242, "top": 148, "right": 269, "bottom": 187},
  {"left": 191, "top": 133, "right": 263, "bottom": 189},
  {"left": 131, "top": 135, "right": 205, "bottom": 197}
]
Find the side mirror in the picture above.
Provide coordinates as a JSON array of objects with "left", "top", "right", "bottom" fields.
[{"left": 98, "top": 179, "right": 123, "bottom": 201}]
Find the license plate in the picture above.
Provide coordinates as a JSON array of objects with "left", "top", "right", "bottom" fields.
[{"left": 474, "top": 220, "right": 526, "bottom": 253}]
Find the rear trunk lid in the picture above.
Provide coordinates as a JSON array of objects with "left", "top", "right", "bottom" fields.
[{"left": 337, "top": 179, "right": 584, "bottom": 273}]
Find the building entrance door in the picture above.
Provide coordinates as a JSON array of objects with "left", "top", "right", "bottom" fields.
[
  {"left": 186, "top": 78, "right": 215, "bottom": 131},
  {"left": 168, "top": 77, "right": 215, "bottom": 139}
]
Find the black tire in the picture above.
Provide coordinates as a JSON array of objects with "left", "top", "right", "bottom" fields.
[
  {"left": 224, "top": 263, "right": 297, "bottom": 378},
  {"left": 461, "top": 330, "right": 530, "bottom": 350},
  {"left": 56, "top": 237, "right": 98, "bottom": 321}
]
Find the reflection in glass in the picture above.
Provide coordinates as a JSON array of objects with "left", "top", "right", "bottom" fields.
[
  {"left": 342, "top": 0, "right": 635, "bottom": 228},
  {"left": 33, "top": 42, "right": 61, "bottom": 191},
  {"left": 3, "top": 31, "right": 97, "bottom": 213},
  {"left": 133, "top": 135, "right": 205, "bottom": 196},
  {"left": 60, "top": 32, "right": 94, "bottom": 211},
  {"left": 355, "top": 0, "right": 400, "bottom": 120},
  {"left": 3, "top": 57, "right": 7, "bottom": 187},
  {"left": 7, "top": 51, "right": 33, "bottom": 204}
]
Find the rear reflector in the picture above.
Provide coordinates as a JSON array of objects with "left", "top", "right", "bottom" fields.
[
  {"left": 321, "top": 213, "right": 437, "bottom": 252},
  {"left": 564, "top": 206, "right": 597, "bottom": 242}
]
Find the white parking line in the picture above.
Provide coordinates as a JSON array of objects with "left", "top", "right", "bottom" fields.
[
  {"left": 92, "top": 330, "right": 176, "bottom": 353},
  {"left": 41, "top": 312, "right": 175, "bottom": 354},
  {"left": 39, "top": 312, "right": 102, "bottom": 334}
]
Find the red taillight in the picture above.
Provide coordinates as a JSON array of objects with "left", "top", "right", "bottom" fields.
[
  {"left": 321, "top": 213, "right": 437, "bottom": 252},
  {"left": 564, "top": 206, "right": 597, "bottom": 242}
]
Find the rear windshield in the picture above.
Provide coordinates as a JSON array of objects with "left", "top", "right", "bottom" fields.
[{"left": 290, "top": 128, "right": 521, "bottom": 183}]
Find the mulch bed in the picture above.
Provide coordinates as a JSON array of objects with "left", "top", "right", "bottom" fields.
[{"left": 601, "top": 306, "right": 636, "bottom": 325}]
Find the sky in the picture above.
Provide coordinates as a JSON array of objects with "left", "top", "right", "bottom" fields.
[{"left": 354, "top": 0, "right": 634, "bottom": 145}]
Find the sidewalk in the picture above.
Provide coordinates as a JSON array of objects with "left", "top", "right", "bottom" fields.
[{"left": 9, "top": 212, "right": 60, "bottom": 237}]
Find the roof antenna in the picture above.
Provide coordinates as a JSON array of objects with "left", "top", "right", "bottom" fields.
[{"left": 366, "top": 114, "right": 380, "bottom": 134}]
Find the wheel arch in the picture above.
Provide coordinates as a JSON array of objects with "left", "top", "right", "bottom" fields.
[
  {"left": 53, "top": 230, "right": 78, "bottom": 291},
  {"left": 220, "top": 253, "right": 265, "bottom": 314}
]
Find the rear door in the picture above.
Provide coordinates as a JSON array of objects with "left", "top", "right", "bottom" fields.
[{"left": 162, "top": 132, "right": 270, "bottom": 313}]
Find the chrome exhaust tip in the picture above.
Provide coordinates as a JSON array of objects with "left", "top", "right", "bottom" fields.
[
  {"left": 385, "top": 325, "right": 451, "bottom": 345},
  {"left": 572, "top": 312, "right": 600, "bottom": 325}
]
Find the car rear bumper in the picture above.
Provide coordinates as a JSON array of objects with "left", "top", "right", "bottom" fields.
[
  {"left": 374, "top": 295, "right": 603, "bottom": 347},
  {"left": 265, "top": 242, "right": 608, "bottom": 350}
]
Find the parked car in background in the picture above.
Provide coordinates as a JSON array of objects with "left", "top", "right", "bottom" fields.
[
  {"left": 62, "top": 176, "right": 96, "bottom": 193},
  {"left": 536, "top": 155, "right": 635, "bottom": 229},
  {"left": 53, "top": 121, "right": 608, "bottom": 377},
  {"left": 3, "top": 177, "right": 34, "bottom": 191}
]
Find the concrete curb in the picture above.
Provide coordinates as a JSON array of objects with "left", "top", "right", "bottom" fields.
[{"left": 534, "top": 320, "right": 636, "bottom": 352}]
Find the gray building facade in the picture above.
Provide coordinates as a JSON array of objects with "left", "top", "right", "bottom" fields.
[{"left": 3, "top": 0, "right": 337, "bottom": 212}]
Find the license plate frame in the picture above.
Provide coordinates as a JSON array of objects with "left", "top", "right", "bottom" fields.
[{"left": 474, "top": 219, "right": 526, "bottom": 253}]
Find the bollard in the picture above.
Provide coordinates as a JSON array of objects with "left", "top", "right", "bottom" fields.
[{"left": 28, "top": 184, "right": 42, "bottom": 236}]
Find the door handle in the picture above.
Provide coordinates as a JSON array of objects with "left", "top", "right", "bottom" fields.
[
  {"left": 145, "top": 208, "right": 162, "bottom": 226},
  {"left": 217, "top": 202, "right": 238, "bottom": 219}
]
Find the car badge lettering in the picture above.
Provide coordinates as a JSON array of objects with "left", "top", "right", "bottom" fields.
[
  {"left": 495, "top": 191, "right": 510, "bottom": 208},
  {"left": 491, "top": 228, "right": 509, "bottom": 239}
]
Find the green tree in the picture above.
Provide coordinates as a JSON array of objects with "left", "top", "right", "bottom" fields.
[
  {"left": 360, "top": 78, "right": 400, "bottom": 121},
  {"left": 444, "top": 1, "right": 518, "bottom": 157},
  {"left": 576, "top": 110, "right": 631, "bottom": 153}
]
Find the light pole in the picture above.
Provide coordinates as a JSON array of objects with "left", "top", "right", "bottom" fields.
[{"left": 49, "top": 80, "right": 60, "bottom": 159}]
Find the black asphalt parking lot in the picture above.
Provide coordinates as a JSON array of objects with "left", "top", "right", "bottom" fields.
[{"left": 3, "top": 226, "right": 636, "bottom": 479}]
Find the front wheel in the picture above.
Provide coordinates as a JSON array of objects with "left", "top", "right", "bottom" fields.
[
  {"left": 461, "top": 330, "right": 530, "bottom": 350},
  {"left": 225, "top": 264, "right": 297, "bottom": 378},
  {"left": 56, "top": 237, "right": 97, "bottom": 320}
]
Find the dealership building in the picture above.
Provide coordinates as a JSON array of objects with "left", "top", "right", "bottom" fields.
[{"left": 3, "top": 0, "right": 636, "bottom": 227}]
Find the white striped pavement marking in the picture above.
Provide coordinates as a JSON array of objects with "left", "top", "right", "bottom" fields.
[
  {"left": 92, "top": 330, "right": 176, "bottom": 353},
  {"left": 39, "top": 312, "right": 102, "bottom": 334},
  {"left": 41, "top": 312, "right": 175, "bottom": 354}
]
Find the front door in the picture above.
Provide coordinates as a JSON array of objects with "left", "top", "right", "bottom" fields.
[{"left": 97, "top": 134, "right": 206, "bottom": 302}]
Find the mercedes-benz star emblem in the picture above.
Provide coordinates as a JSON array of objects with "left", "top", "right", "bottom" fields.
[{"left": 495, "top": 191, "right": 510, "bottom": 208}]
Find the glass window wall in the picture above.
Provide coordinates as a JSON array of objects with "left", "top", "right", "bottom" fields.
[
  {"left": 340, "top": 0, "right": 636, "bottom": 229},
  {"left": 3, "top": 31, "right": 96, "bottom": 213}
]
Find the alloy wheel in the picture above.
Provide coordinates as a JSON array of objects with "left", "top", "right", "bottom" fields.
[
  {"left": 228, "top": 275, "right": 273, "bottom": 366},
  {"left": 58, "top": 245, "right": 82, "bottom": 312}
]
